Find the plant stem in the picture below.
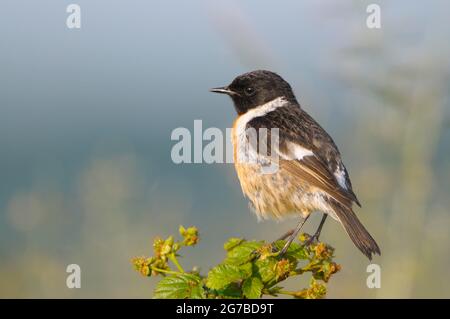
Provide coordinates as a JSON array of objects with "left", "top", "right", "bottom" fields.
[
  {"left": 277, "top": 290, "right": 298, "bottom": 296},
  {"left": 169, "top": 254, "right": 185, "bottom": 273},
  {"left": 151, "top": 267, "right": 182, "bottom": 276},
  {"left": 291, "top": 268, "right": 305, "bottom": 276},
  {"left": 262, "top": 288, "right": 287, "bottom": 297}
]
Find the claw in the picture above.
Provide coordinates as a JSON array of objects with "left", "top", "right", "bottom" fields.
[{"left": 250, "top": 243, "right": 286, "bottom": 261}]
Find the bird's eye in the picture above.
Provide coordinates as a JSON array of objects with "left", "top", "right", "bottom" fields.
[{"left": 244, "top": 87, "right": 255, "bottom": 96}]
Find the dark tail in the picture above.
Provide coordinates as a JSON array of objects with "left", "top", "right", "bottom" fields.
[{"left": 329, "top": 200, "right": 380, "bottom": 260}]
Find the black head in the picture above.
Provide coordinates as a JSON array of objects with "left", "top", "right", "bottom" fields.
[{"left": 210, "top": 70, "right": 297, "bottom": 115}]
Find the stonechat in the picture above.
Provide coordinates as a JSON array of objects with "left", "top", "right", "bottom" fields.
[{"left": 210, "top": 70, "right": 380, "bottom": 260}]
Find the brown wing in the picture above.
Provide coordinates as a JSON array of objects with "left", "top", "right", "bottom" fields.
[
  {"left": 280, "top": 155, "right": 354, "bottom": 209},
  {"left": 247, "top": 104, "right": 360, "bottom": 209}
]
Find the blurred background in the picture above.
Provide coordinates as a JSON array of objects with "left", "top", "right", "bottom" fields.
[{"left": 1, "top": 0, "right": 449, "bottom": 298}]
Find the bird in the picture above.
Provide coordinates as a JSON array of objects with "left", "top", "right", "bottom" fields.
[{"left": 210, "top": 70, "right": 380, "bottom": 260}]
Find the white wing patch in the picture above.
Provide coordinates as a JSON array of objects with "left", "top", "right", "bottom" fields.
[
  {"left": 278, "top": 141, "right": 314, "bottom": 161},
  {"left": 284, "top": 142, "right": 349, "bottom": 192},
  {"left": 334, "top": 165, "right": 348, "bottom": 190},
  {"left": 289, "top": 142, "right": 314, "bottom": 160}
]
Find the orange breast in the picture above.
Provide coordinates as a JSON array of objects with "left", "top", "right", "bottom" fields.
[
  {"left": 230, "top": 116, "right": 320, "bottom": 220},
  {"left": 231, "top": 115, "right": 241, "bottom": 165}
]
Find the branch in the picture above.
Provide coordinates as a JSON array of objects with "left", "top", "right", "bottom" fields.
[{"left": 131, "top": 226, "right": 340, "bottom": 299}]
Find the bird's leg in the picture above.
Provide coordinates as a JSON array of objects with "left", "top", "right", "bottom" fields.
[
  {"left": 250, "top": 228, "right": 294, "bottom": 260},
  {"left": 303, "top": 214, "right": 328, "bottom": 246},
  {"left": 266, "top": 229, "right": 295, "bottom": 253},
  {"left": 278, "top": 215, "right": 310, "bottom": 256}
]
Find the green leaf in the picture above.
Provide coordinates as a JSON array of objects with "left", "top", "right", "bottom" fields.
[
  {"left": 223, "top": 238, "right": 244, "bottom": 251},
  {"left": 206, "top": 264, "right": 247, "bottom": 290},
  {"left": 154, "top": 273, "right": 205, "bottom": 299},
  {"left": 225, "top": 241, "right": 264, "bottom": 265},
  {"left": 239, "top": 262, "right": 253, "bottom": 278},
  {"left": 242, "top": 276, "right": 263, "bottom": 299},
  {"left": 214, "top": 283, "right": 242, "bottom": 299},
  {"left": 254, "top": 258, "right": 277, "bottom": 284}
]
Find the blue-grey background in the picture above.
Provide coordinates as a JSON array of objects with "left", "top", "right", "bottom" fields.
[{"left": 1, "top": 0, "right": 449, "bottom": 298}]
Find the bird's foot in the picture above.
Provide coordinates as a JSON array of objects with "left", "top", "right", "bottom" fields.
[
  {"left": 267, "top": 241, "right": 291, "bottom": 259},
  {"left": 302, "top": 232, "right": 321, "bottom": 247},
  {"left": 262, "top": 249, "right": 284, "bottom": 259},
  {"left": 250, "top": 243, "right": 286, "bottom": 261}
]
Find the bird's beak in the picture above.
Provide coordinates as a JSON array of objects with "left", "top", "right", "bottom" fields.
[{"left": 209, "top": 86, "right": 239, "bottom": 96}]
